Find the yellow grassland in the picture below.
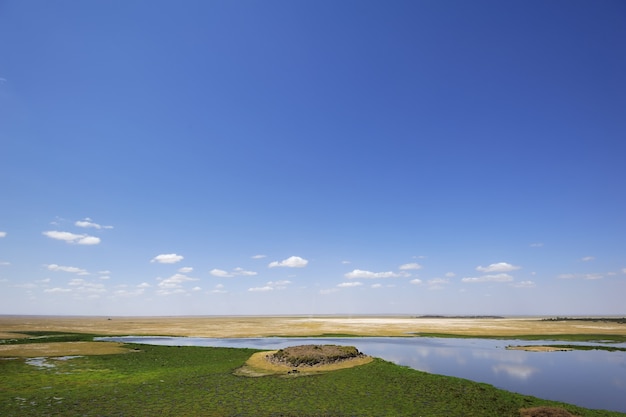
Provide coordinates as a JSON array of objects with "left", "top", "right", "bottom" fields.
[{"left": 1, "top": 315, "right": 624, "bottom": 338}]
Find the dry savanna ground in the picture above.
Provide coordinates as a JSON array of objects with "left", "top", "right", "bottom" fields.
[{"left": 1, "top": 315, "right": 625, "bottom": 338}]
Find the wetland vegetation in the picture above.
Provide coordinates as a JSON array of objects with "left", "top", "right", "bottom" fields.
[{"left": 1, "top": 329, "right": 625, "bottom": 416}]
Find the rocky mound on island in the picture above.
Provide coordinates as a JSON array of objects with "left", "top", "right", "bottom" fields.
[{"left": 268, "top": 344, "right": 364, "bottom": 367}]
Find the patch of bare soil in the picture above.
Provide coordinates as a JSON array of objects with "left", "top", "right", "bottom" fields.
[
  {"left": 519, "top": 406, "right": 580, "bottom": 417},
  {"left": 235, "top": 345, "right": 373, "bottom": 377},
  {"left": 0, "top": 341, "right": 132, "bottom": 357}
]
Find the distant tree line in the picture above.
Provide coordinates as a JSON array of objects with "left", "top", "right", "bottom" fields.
[{"left": 542, "top": 317, "right": 626, "bottom": 324}]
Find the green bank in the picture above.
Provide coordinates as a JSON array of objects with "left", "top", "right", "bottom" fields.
[{"left": 0, "top": 335, "right": 624, "bottom": 416}]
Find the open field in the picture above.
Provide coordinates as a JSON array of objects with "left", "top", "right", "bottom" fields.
[{"left": 2, "top": 315, "right": 625, "bottom": 339}]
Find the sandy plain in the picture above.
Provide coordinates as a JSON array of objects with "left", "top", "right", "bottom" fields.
[{"left": 1, "top": 315, "right": 625, "bottom": 338}]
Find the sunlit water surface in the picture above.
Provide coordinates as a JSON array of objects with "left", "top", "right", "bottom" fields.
[{"left": 98, "top": 336, "right": 626, "bottom": 413}]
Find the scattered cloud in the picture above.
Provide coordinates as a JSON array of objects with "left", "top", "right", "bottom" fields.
[
  {"left": 319, "top": 288, "right": 339, "bottom": 295},
  {"left": 267, "top": 280, "right": 291, "bottom": 289},
  {"left": 233, "top": 267, "right": 257, "bottom": 276},
  {"left": 410, "top": 278, "right": 422, "bottom": 285},
  {"left": 445, "top": 272, "right": 456, "bottom": 278},
  {"left": 371, "top": 283, "right": 382, "bottom": 288},
  {"left": 0, "top": 231, "right": 6, "bottom": 238},
  {"left": 249, "top": 280, "right": 292, "bottom": 292},
  {"left": 341, "top": 260, "right": 351, "bottom": 264},
  {"left": 211, "top": 284, "right": 227, "bottom": 294},
  {"left": 137, "top": 282, "right": 151, "bottom": 288},
  {"left": 462, "top": 273, "right": 514, "bottom": 283},
  {"left": 210, "top": 267, "right": 257, "bottom": 277},
  {"left": 511, "top": 280, "right": 536, "bottom": 288},
  {"left": 248, "top": 286, "right": 273, "bottom": 292},
  {"left": 43, "top": 230, "right": 101, "bottom": 245},
  {"left": 157, "top": 273, "right": 199, "bottom": 290},
  {"left": 584, "top": 273, "right": 603, "bottom": 280},
  {"left": 581, "top": 256, "right": 595, "bottom": 262},
  {"left": 75, "top": 218, "right": 113, "bottom": 229},
  {"left": 345, "top": 269, "right": 400, "bottom": 279},
  {"left": 151, "top": 253, "right": 184, "bottom": 264},
  {"left": 558, "top": 272, "right": 604, "bottom": 280},
  {"left": 0, "top": 261, "right": 10, "bottom": 266},
  {"left": 251, "top": 254, "right": 266, "bottom": 259},
  {"left": 44, "top": 287, "right": 72, "bottom": 293},
  {"left": 268, "top": 256, "right": 308, "bottom": 268},
  {"left": 427, "top": 278, "right": 449, "bottom": 289},
  {"left": 476, "top": 262, "right": 521, "bottom": 273},
  {"left": 210, "top": 268, "right": 232, "bottom": 278},
  {"left": 399, "top": 263, "right": 422, "bottom": 270},
  {"left": 178, "top": 267, "right": 193, "bottom": 274},
  {"left": 46, "top": 264, "right": 89, "bottom": 275},
  {"left": 338, "top": 281, "right": 363, "bottom": 288}
]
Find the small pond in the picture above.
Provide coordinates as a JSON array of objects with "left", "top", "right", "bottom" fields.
[{"left": 98, "top": 336, "right": 626, "bottom": 413}]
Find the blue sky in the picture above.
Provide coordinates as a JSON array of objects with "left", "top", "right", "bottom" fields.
[{"left": 1, "top": 0, "right": 625, "bottom": 316}]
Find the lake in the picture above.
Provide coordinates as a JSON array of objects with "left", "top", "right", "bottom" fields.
[{"left": 98, "top": 336, "right": 626, "bottom": 413}]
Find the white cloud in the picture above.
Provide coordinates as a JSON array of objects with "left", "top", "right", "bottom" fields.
[
  {"left": 248, "top": 286, "right": 273, "bottom": 292},
  {"left": 43, "top": 230, "right": 101, "bottom": 245},
  {"left": 75, "top": 218, "right": 113, "bottom": 229},
  {"left": 210, "top": 267, "right": 257, "bottom": 277},
  {"left": 0, "top": 231, "right": 6, "bottom": 238},
  {"left": 341, "top": 260, "right": 351, "bottom": 264},
  {"left": 462, "top": 273, "right": 514, "bottom": 283},
  {"left": 251, "top": 254, "right": 266, "bottom": 259},
  {"left": 178, "top": 267, "right": 193, "bottom": 274},
  {"left": 584, "top": 273, "right": 603, "bottom": 280},
  {"left": 338, "top": 281, "right": 363, "bottom": 288},
  {"left": 581, "top": 256, "right": 595, "bottom": 262},
  {"left": 268, "top": 256, "right": 308, "bottom": 268},
  {"left": 371, "top": 283, "right": 382, "bottom": 288},
  {"left": 476, "top": 262, "right": 521, "bottom": 273},
  {"left": 151, "top": 253, "right": 184, "bottom": 264},
  {"left": 345, "top": 269, "right": 400, "bottom": 279},
  {"left": 410, "top": 278, "right": 423, "bottom": 285},
  {"left": 157, "top": 273, "right": 199, "bottom": 289},
  {"left": 399, "top": 263, "right": 422, "bottom": 270},
  {"left": 445, "top": 272, "right": 456, "bottom": 278},
  {"left": 44, "top": 287, "right": 72, "bottom": 293},
  {"left": 428, "top": 278, "right": 449, "bottom": 289},
  {"left": 137, "top": 282, "right": 151, "bottom": 288},
  {"left": 211, "top": 284, "right": 227, "bottom": 294},
  {"left": 210, "top": 268, "right": 233, "bottom": 277},
  {"left": 46, "top": 264, "right": 89, "bottom": 275},
  {"left": 266, "top": 280, "right": 291, "bottom": 289},
  {"left": 233, "top": 267, "right": 257, "bottom": 276},
  {"left": 248, "top": 280, "right": 291, "bottom": 292},
  {"left": 319, "top": 288, "right": 339, "bottom": 295},
  {"left": 557, "top": 273, "right": 576, "bottom": 279},
  {"left": 511, "top": 281, "right": 536, "bottom": 288}
]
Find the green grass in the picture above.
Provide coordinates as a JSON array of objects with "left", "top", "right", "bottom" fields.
[
  {"left": 1, "top": 339, "right": 624, "bottom": 416},
  {"left": 0, "top": 331, "right": 98, "bottom": 345}
]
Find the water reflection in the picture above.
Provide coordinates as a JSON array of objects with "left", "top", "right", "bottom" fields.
[{"left": 97, "top": 336, "right": 626, "bottom": 413}]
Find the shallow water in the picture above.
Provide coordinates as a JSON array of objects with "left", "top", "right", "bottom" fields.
[{"left": 98, "top": 336, "right": 626, "bottom": 413}]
